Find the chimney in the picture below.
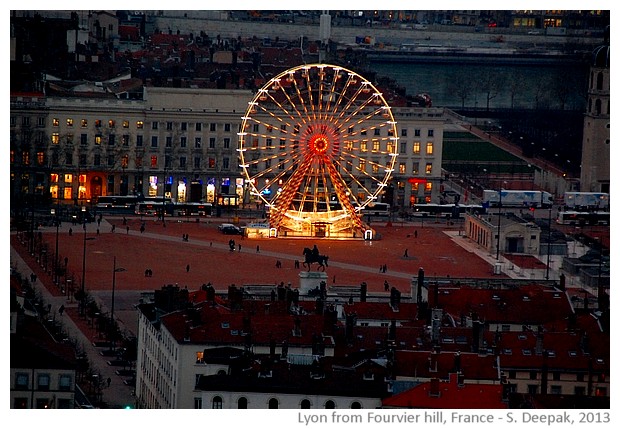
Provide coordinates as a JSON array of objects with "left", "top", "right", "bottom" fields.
[
  {"left": 360, "top": 282, "right": 367, "bottom": 302},
  {"left": 472, "top": 319, "right": 483, "bottom": 353},
  {"left": 429, "top": 378, "right": 440, "bottom": 397},
  {"left": 345, "top": 312, "right": 356, "bottom": 343},
  {"left": 558, "top": 273, "right": 566, "bottom": 291}
]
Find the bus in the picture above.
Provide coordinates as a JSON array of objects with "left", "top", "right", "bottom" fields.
[
  {"left": 95, "top": 195, "right": 141, "bottom": 213},
  {"left": 361, "top": 202, "right": 391, "bottom": 217},
  {"left": 556, "top": 211, "right": 610, "bottom": 226},
  {"left": 135, "top": 200, "right": 175, "bottom": 216},
  {"left": 173, "top": 202, "right": 213, "bottom": 217},
  {"left": 410, "top": 203, "right": 486, "bottom": 219}
]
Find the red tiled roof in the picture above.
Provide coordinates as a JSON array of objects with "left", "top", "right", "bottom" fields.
[
  {"left": 394, "top": 350, "right": 499, "bottom": 381},
  {"left": 383, "top": 373, "right": 507, "bottom": 408}
]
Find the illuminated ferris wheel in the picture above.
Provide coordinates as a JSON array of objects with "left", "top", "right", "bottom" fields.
[{"left": 238, "top": 64, "right": 398, "bottom": 237}]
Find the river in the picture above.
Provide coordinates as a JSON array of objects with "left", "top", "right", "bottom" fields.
[{"left": 368, "top": 61, "right": 589, "bottom": 111}]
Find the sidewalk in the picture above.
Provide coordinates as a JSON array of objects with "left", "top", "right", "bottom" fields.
[{"left": 10, "top": 244, "right": 136, "bottom": 409}]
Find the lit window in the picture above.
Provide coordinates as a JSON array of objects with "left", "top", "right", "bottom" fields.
[
  {"left": 195, "top": 138, "right": 201, "bottom": 148},
  {"left": 150, "top": 156, "right": 158, "bottom": 168},
  {"left": 372, "top": 140, "right": 380, "bottom": 152},
  {"left": 361, "top": 141, "right": 367, "bottom": 151},
  {"left": 372, "top": 163, "right": 379, "bottom": 173},
  {"left": 95, "top": 119, "right": 102, "bottom": 127},
  {"left": 80, "top": 119, "right": 88, "bottom": 128},
  {"left": 121, "top": 155, "right": 128, "bottom": 168},
  {"left": 37, "top": 152, "right": 45, "bottom": 165},
  {"left": 52, "top": 133, "right": 59, "bottom": 144},
  {"left": 95, "top": 135, "right": 102, "bottom": 145},
  {"left": 425, "top": 163, "right": 433, "bottom": 174},
  {"left": 359, "top": 159, "right": 366, "bottom": 171},
  {"left": 52, "top": 118, "right": 59, "bottom": 127},
  {"left": 109, "top": 120, "right": 115, "bottom": 128},
  {"left": 413, "top": 142, "right": 420, "bottom": 154},
  {"left": 66, "top": 118, "right": 73, "bottom": 127},
  {"left": 425, "top": 182, "right": 432, "bottom": 192},
  {"left": 123, "top": 120, "right": 129, "bottom": 128},
  {"left": 387, "top": 141, "right": 396, "bottom": 153},
  {"left": 64, "top": 174, "right": 72, "bottom": 183},
  {"left": 426, "top": 142, "right": 434, "bottom": 155},
  {"left": 136, "top": 121, "right": 144, "bottom": 129},
  {"left": 399, "top": 163, "right": 406, "bottom": 174}
]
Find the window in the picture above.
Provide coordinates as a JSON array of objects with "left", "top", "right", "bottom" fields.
[
  {"left": 180, "top": 137, "right": 187, "bottom": 148},
  {"left": 136, "top": 135, "right": 143, "bottom": 147},
  {"left": 237, "top": 397, "right": 248, "bottom": 409},
  {"left": 374, "top": 128, "right": 381, "bottom": 136},
  {"left": 123, "top": 120, "right": 129, "bottom": 128},
  {"left": 351, "top": 401, "right": 362, "bottom": 409},
  {"left": 425, "top": 163, "right": 433, "bottom": 174},
  {"left": 194, "top": 398, "right": 202, "bottom": 409},
  {"left": 109, "top": 134, "right": 116, "bottom": 146},
  {"left": 401, "top": 128, "right": 407, "bottom": 137},
  {"left": 268, "top": 398, "right": 279, "bottom": 409},
  {"left": 66, "top": 153, "right": 73, "bottom": 165},
  {"left": 37, "top": 374, "right": 50, "bottom": 391},
  {"left": 151, "top": 136, "right": 158, "bottom": 148},
  {"left": 196, "top": 123, "right": 202, "bottom": 131},
  {"left": 59, "top": 375, "right": 72, "bottom": 391},
  {"left": 372, "top": 140, "right": 380, "bottom": 152},
  {"left": 37, "top": 117, "right": 45, "bottom": 127},
  {"left": 22, "top": 116, "right": 30, "bottom": 126},
  {"left": 37, "top": 152, "right": 45, "bottom": 165},
  {"left": 81, "top": 119, "right": 88, "bottom": 128},
  {"left": 108, "top": 120, "right": 115, "bottom": 128},
  {"left": 413, "top": 142, "right": 420, "bottom": 154},
  {"left": 222, "top": 158, "right": 229, "bottom": 170},
  {"left": 425, "top": 182, "right": 432, "bottom": 192},
  {"left": 210, "top": 123, "right": 216, "bottom": 132},
  {"left": 136, "top": 121, "right": 144, "bottom": 129},
  {"left": 179, "top": 157, "right": 186, "bottom": 168},
  {"left": 152, "top": 121, "right": 158, "bottom": 130},
  {"left": 15, "top": 373, "right": 28, "bottom": 390},
  {"left": 428, "top": 129, "right": 434, "bottom": 137},
  {"left": 22, "top": 152, "right": 30, "bottom": 165},
  {"left": 414, "top": 129, "right": 421, "bottom": 137},
  {"left": 223, "top": 138, "right": 230, "bottom": 149},
  {"left": 194, "top": 157, "right": 201, "bottom": 169},
  {"left": 300, "top": 399, "right": 311, "bottom": 409},
  {"left": 212, "top": 396, "right": 223, "bottom": 409},
  {"left": 209, "top": 138, "right": 216, "bottom": 148},
  {"left": 135, "top": 156, "right": 142, "bottom": 168},
  {"left": 66, "top": 118, "right": 74, "bottom": 127},
  {"left": 95, "top": 134, "right": 102, "bottom": 145},
  {"left": 529, "top": 371, "right": 537, "bottom": 380},
  {"left": 14, "top": 398, "right": 28, "bottom": 408},
  {"left": 52, "top": 133, "right": 60, "bottom": 144},
  {"left": 426, "top": 142, "right": 434, "bottom": 155},
  {"left": 121, "top": 155, "right": 129, "bottom": 168},
  {"left": 166, "top": 136, "right": 172, "bottom": 147},
  {"left": 550, "top": 385, "right": 562, "bottom": 395},
  {"left": 360, "top": 141, "right": 368, "bottom": 151},
  {"left": 195, "top": 137, "right": 201, "bottom": 148},
  {"left": 359, "top": 159, "right": 366, "bottom": 171},
  {"left": 399, "top": 163, "right": 406, "bottom": 174},
  {"left": 527, "top": 384, "right": 538, "bottom": 395},
  {"left": 412, "top": 162, "right": 419, "bottom": 175},
  {"left": 400, "top": 141, "right": 407, "bottom": 154},
  {"left": 108, "top": 155, "right": 115, "bottom": 166},
  {"left": 224, "top": 123, "right": 231, "bottom": 132},
  {"left": 53, "top": 118, "right": 59, "bottom": 127},
  {"left": 324, "top": 400, "right": 336, "bottom": 409}
]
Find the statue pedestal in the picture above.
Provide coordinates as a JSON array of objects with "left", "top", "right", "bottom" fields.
[{"left": 299, "top": 271, "right": 328, "bottom": 295}]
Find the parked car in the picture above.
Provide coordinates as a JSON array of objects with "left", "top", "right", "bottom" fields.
[{"left": 219, "top": 223, "right": 242, "bottom": 235}]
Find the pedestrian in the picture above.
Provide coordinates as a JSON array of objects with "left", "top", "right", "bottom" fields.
[
  {"left": 238, "top": 243, "right": 241, "bottom": 252},
  {"left": 126, "top": 226, "right": 130, "bottom": 234},
  {"left": 111, "top": 224, "right": 115, "bottom": 233},
  {"left": 69, "top": 227, "right": 73, "bottom": 236},
  {"left": 383, "top": 264, "right": 388, "bottom": 272},
  {"left": 122, "top": 216, "right": 127, "bottom": 225},
  {"left": 96, "top": 228, "right": 100, "bottom": 235},
  {"left": 414, "top": 230, "right": 418, "bottom": 238},
  {"left": 404, "top": 249, "right": 409, "bottom": 258},
  {"left": 256, "top": 245, "right": 260, "bottom": 253},
  {"left": 58, "top": 305, "right": 65, "bottom": 315},
  {"left": 140, "top": 224, "right": 145, "bottom": 233},
  {"left": 186, "top": 264, "right": 190, "bottom": 273},
  {"left": 185, "top": 234, "right": 189, "bottom": 241},
  {"left": 294, "top": 260, "right": 300, "bottom": 269},
  {"left": 384, "top": 280, "right": 390, "bottom": 291}
]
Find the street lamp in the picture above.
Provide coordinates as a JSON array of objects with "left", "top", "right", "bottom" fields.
[
  {"left": 110, "top": 256, "right": 126, "bottom": 350},
  {"left": 51, "top": 204, "right": 60, "bottom": 284},
  {"left": 80, "top": 222, "right": 96, "bottom": 316}
]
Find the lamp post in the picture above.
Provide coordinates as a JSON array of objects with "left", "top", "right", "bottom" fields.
[
  {"left": 51, "top": 203, "right": 60, "bottom": 284},
  {"left": 545, "top": 205, "right": 552, "bottom": 280},
  {"left": 80, "top": 222, "right": 95, "bottom": 316},
  {"left": 110, "top": 256, "right": 126, "bottom": 350},
  {"left": 496, "top": 188, "right": 503, "bottom": 260}
]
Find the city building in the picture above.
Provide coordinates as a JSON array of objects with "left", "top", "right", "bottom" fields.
[{"left": 579, "top": 30, "right": 610, "bottom": 193}]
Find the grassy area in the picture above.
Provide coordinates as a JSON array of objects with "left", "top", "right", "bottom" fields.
[{"left": 443, "top": 131, "right": 524, "bottom": 163}]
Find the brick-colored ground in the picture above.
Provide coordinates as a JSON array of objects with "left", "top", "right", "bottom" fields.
[{"left": 13, "top": 215, "right": 504, "bottom": 301}]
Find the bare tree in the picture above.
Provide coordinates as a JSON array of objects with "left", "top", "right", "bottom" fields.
[
  {"left": 448, "top": 74, "right": 472, "bottom": 109},
  {"left": 477, "top": 69, "right": 503, "bottom": 111}
]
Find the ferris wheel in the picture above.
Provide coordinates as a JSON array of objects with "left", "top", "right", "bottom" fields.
[{"left": 238, "top": 64, "right": 398, "bottom": 237}]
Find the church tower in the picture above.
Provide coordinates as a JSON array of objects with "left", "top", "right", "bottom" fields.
[{"left": 580, "top": 28, "right": 610, "bottom": 193}]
